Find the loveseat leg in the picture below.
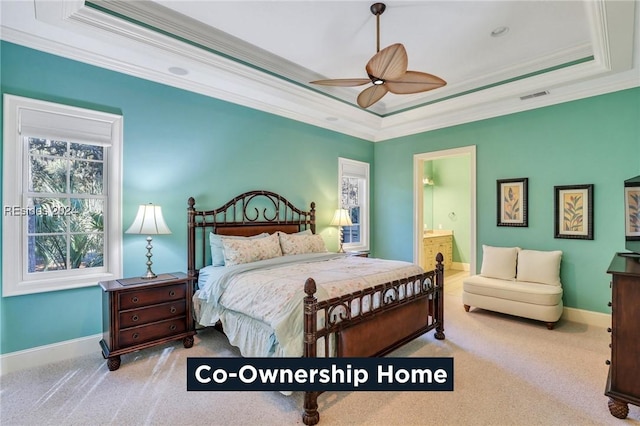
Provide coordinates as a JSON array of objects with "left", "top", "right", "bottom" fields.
[
  {"left": 546, "top": 322, "right": 555, "bottom": 330},
  {"left": 463, "top": 304, "right": 470, "bottom": 312}
]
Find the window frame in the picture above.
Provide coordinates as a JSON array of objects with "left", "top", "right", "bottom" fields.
[
  {"left": 338, "top": 157, "right": 370, "bottom": 252},
  {"left": 2, "top": 94, "right": 123, "bottom": 297}
]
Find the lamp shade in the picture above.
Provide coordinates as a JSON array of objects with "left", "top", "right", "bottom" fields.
[
  {"left": 329, "top": 209, "right": 353, "bottom": 227},
  {"left": 125, "top": 204, "right": 172, "bottom": 235}
]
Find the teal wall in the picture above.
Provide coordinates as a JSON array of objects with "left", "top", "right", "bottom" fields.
[
  {"left": 1, "top": 40, "right": 639, "bottom": 355},
  {"left": 423, "top": 161, "right": 434, "bottom": 229},
  {"left": 0, "top": 41, "right": 372, "bottom": 354},
  {"left": 423, "top": 157, "right": 471, "bottom": 264},
  {"left": 431, "top": 156, "right": 471, "bottom": 265},
  {"left": 374, "top": 87, "right": 640, "bottom": 313}
]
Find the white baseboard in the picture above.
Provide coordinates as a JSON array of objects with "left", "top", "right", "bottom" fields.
[
  {"left": 452, "top": 262, "right": 470, "bottom": 271},
  {"left": 563, "top": 306, "right": 611, "bottom": 328},
  {"left": 0, "top": 333, "right": 102, "bottom": 376}
]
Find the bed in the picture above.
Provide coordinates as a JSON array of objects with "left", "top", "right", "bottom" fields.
[{"left": 187, "top": 190, "right": 445, "bottom": 425}]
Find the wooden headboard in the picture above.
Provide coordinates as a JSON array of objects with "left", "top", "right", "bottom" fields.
[{"left": 187, "top": 190, "right": 316, "bottom": 278}]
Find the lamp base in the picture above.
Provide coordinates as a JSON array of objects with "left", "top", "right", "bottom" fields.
[
  {"left": 141, "top": 235, "right": 157, "bottom": 279},
  {"left": 141, "top": 269, "right": 157, "bottom": 280}
]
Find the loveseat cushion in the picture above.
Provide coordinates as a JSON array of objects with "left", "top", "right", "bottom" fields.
[
  {"left": 463, "top": 275, "right": 563, "bottom": 306},
  {"left": 516, "top": 249, "right": 562, "bottom": 286},
  {"left": 480, "top": 245, "right": 519, "bottom": 280}
]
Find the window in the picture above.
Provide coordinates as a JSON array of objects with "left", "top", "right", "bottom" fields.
[
  {"left": 3, "top": 95, "right": 123, "bottom": 296},
  {"left": 338, "top": 157, "right": 369, "bottom": 252}
]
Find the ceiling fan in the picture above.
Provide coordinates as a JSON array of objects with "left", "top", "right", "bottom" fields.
[{"left": 310, "top": 2, "right": 446, "bottom": 109}]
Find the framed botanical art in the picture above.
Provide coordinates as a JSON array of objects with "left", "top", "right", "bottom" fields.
[
  {"left": 497, "top": 178, "right": 528, "bottom": 227},
  {"left": 554, "top": 184, "right": 594, "bottom": 240},
  {"left": 624, "top": 179, "right": 640, "bottom": 240}
]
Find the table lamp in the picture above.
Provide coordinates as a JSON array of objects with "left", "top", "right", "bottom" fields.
[
  {"left": 125, "top": 203, "right": 171, "bottom": 279},
  {"left": 329, "top": 208, "right": 353, "bottom": 253}
]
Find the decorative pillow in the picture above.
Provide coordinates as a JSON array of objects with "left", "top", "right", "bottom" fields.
[
  {"left": 516, "top": 249, "right": 563, "bottom": 286},
  {"left": 279, "top": 233, "right": 328, "bottom": 256},
  {"left": 209, "top": 232, "right": 268, "bottom": 266},
  {"left": 480, "top": 245, "right": 519, "bottom": 280},
  {"left": 221, "top": 232, "right": 282, "bottom": 266}
]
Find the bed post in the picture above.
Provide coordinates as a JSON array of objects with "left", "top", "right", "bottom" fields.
[
  {"left": 187, "top": 197, "right": 196, "bottom": 278},
  {"left": 434, "top": 252, "right": 445, "bottom": 340},
  {"left": 309, "top": 202, "right": 316, "bottom": 234},
  {"left": 303, "top": 278, "right": 320, "bottom": 425}
]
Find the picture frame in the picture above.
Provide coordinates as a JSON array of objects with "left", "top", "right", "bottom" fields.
[
  {"left": 624, "top": 180, "right": 640, "bottom": 240},
  {"left": 554, "top": 184, "right": 593, "bottom": 240},
  {"left": 497, "top": 178, "right": 528, "bottom": 227}
]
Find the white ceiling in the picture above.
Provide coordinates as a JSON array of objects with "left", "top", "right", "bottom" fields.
[{"left": 1, "top": 0, "right": 639, "bottom": 141}]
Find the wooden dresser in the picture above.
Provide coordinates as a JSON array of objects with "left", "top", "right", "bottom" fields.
[
  {"left": 605, "top": 254, "right": 640, "bottom": 418},
  {"left": 99, "top": 272, "right": 196, "bottom": 371},
  {"left": 423, "top": 232, "right": 453, "bottom": 271}
]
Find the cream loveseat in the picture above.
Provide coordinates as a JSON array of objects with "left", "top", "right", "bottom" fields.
[{"left": 462, "top": 245, "right": 563, "bottom": 329}]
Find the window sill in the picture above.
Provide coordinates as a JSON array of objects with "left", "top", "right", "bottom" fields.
[{"left": 3, "top": 271, "right": 119, "bottom": 297}]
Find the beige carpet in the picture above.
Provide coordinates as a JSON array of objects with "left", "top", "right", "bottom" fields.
[{"left": 1, "top": 276, "right": 639, "bottom": 426}]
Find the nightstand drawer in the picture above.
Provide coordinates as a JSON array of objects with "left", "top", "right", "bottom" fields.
[
  {"left": 119, "top": 300, "right": 186, "bottom": 328},
  {"left": 119, "top": 317, "right": 187, "bottom": 347},
  {"left": 119, "top": 283, "right": 186, "bottom": 310}
]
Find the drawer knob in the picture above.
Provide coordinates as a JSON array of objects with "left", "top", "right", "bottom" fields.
[
  {"left": 131, "top": 296, "right": 139, "bottom": 304},
  {"left": 132, "top": 315, "right": 139, "bottom": 322},
  {"left": 132, "top": 333, "right": 139, "bottom": 340},
  {"left": 169, "top": 324, "right": 177, "bottom": 331},
  {"left": 608, "top": 302, "right": 612, "bottom": 307},
  {"left": 170, "top": 306, "right": 177, "bottom": 314},
  {"left": 607, "top": 327, "right": 612, "bottom": 333},
  {"left": 605, "top": 360, "right": 611, "bottom": 365},
  {"left": 169, "top": 290, "right": 176, "bottom": 297}
]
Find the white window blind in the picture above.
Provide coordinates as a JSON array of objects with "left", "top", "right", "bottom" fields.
[{"left": 19, "top": 107, "right": 114, "bottom": 145}]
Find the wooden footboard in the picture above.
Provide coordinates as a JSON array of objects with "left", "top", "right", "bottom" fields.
[{"left": 301, "top": 253, "right": 445, "bottom": 425}]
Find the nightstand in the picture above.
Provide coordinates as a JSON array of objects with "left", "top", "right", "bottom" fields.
[{"left": 99, "top": 272, "right": 196, "bottom": 371}]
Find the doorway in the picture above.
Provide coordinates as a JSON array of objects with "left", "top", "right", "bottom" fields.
[{"left": 413, "top": 146, "right": 476, "bottom": 279}]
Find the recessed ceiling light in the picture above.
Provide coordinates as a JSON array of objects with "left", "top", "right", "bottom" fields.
[
  {"left": 168, "top": 66, "right": 188, "bottom": 76},
  {"left": 490, "top": 26, "right": 509, "bottom": 37}
]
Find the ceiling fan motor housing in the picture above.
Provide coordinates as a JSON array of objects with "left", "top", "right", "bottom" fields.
[{"left": 370, "top": 3, "right": 386, "bottom": 16}]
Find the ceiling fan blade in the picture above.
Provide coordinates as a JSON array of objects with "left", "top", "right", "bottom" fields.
[
  {"left": 385, "top": 71, "right": 447, "bottom": 94},
  {"left": 357, "top": 84, "right": 389, "bottom": 108},
  {"left": 366, "top": 43, "right": 408, "bottom": 81},
  {"left": 310, "top": 78, "right": 371, "bottom": 87}
]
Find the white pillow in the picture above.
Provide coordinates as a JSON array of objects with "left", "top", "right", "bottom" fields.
[
  {"left": 516, "top": 249, "right": 562, "bottom": 286},
  {"left": 218, "top": 233, "right": 282, "bottom": 266},
  {"left": 480, "top": 245, "right": 519, "bottom": 280},
  {"left": 279, "top": 233, "right": 328, "bottom": 255},
  {"left": 209, "top": 232, "right": 269, "bottom": 266}
]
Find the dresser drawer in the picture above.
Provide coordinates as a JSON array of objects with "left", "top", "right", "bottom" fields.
[
  {"left": 119, "top": 283, "right": 186, "bottom": 310},
  {"left": 119, "top": 317, "right": 187, "bottom": 347},
  {"left": 119, "top": 300, "right": 186, "bottom": 328}
]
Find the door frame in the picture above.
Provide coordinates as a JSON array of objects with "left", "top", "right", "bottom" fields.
[{"left": 413, "top": 146, "right": 477, "bottom": 274}]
